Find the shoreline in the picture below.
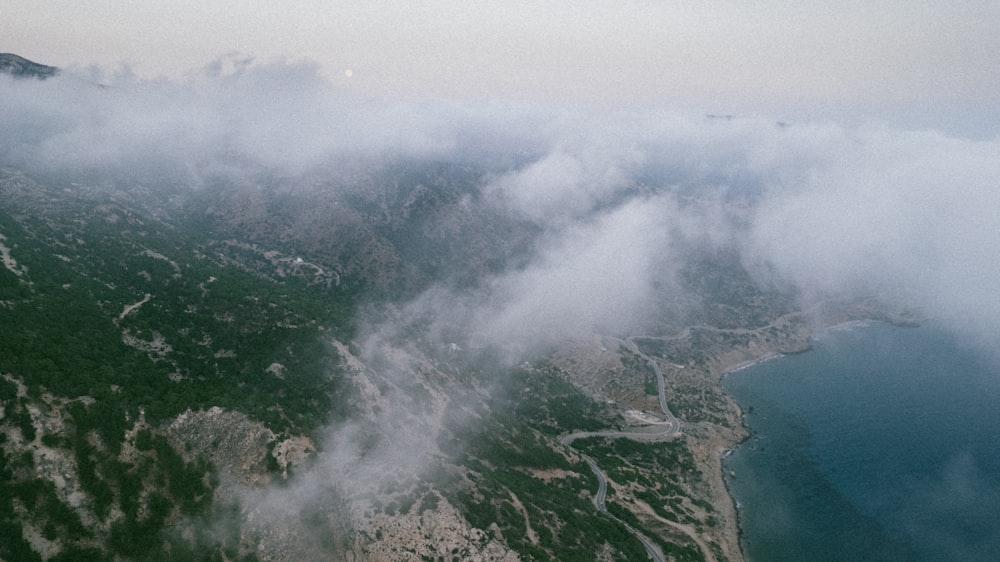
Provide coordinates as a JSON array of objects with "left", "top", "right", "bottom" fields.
[
  {"left": 710, "top": 317, "right": 889, "bottom": 561},
  {"left": 715, "top": 345, "right": 808, "bottom": 561},
  {"left": 721, "top": 352, "right": 783, "bottom": 376},
  {"left": 620, "top": 304, "right": 919, "bottom": 561},
  {"left": 714, "top": 316, "right": 917, "bottom": 561},
  {"left": 721, "top": 452, "right": 748, "bottom": 560},
  {"left": 715, "top": 354, "right": 786, "bottom": 562}
]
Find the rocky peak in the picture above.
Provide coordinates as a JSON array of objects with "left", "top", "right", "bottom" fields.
[{"left": 0, "top": 53, "right": 59, "bottom": 79}]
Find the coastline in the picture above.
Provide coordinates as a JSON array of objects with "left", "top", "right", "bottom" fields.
[
  {"left": 616, "top": 301, "right": 921, "bottom": 562},
  {"left": 721, "top": 352, "right": 783, "bottom": 375},
  {"left": 714, "top": 353, "right": 788, "bottom": 562},
  {"left": 707, "top": 314, "right": 902, "bottom": 561},
  {"left": 714, "top": 313, "right": 922, "bottom": 561},
  {"left": 713, "top": 343, "right": 812, "bottom": 562}
]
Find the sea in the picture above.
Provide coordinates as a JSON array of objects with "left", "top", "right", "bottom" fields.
[{"left": 723, "top": 321, "right": 1000, "bottom": 562}]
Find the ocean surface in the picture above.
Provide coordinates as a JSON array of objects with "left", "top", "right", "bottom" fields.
[{"left": 723, "top": 321, "right": 1000, "bottom": 561}]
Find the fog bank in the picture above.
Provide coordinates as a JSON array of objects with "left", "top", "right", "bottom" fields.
[{"left": 5, "top": 60, "right": 1000, "bottom": 351}]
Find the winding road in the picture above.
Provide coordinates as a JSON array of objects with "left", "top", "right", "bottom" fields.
[
  {"left": 560, "top": 336, "right": 692, "bottom": 562},
  {"left": 560, "top": 312, "right": 826, "bottom": 560}
]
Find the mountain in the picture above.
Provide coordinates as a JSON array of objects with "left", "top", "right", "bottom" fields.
[
  {"left": 0, "top": 53, "right": 59, "bottom": 79},
  {"left": 0, "top": 56, "right": 908, "bottom": 561}
]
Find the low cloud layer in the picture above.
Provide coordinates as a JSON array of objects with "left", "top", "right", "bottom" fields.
[
  {"left": 748, "top": 128, "right": 1000, "bottom": 345},
  {"left": 4, "top": 58, "right": 1000, "bottom": 352}
]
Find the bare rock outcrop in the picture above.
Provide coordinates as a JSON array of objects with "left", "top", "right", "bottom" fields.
[{"left": 163, "top": 407, "right": 314, "bottom": 486}]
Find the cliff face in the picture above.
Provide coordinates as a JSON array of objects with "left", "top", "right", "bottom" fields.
[{"left": 0, "top": 53, "right": 59, "bottom": 79}]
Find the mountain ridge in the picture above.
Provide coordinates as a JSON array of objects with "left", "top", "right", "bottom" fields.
[{"left": 0, "top": 53, "right": 59, "bottom": 79}]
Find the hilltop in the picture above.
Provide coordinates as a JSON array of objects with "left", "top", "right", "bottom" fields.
[{"left": 0, "top": 53, "right": 59, "bottom": 79}]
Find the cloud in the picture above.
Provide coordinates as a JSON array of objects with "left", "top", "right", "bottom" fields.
[
  {"left": 469, "top": 196, "right": 672, "bottom": 348},
  {"left": 746, "top": 127, "right": 1000, "bottom": 345},
  {"left": 0, "top": 57, "right": 543, "bottom": 182},
  {"left": 5, "top": 55, "right": 1000, "bottom": 349}
]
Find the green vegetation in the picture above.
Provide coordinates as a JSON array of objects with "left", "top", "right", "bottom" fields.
[
  {"left": 437, "top": 367, "right": 656, "bottom": 560},
  {"left": 0, "top": 185, "right": 357, "bottom": 558},
  {"left": 0, "top": 206, "right": 352, "bottom": 433},
  {"left": 575, "top": 435, "right": 713, "bottom": 533}
]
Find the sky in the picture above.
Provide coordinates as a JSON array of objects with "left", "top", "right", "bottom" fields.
[{"left": 4, "top": 1, "right": 999, "bottom": 138}]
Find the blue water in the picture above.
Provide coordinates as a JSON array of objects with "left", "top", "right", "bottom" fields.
[{"left": 723, "top": 321, "right": 1000, "bottom": 561}]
